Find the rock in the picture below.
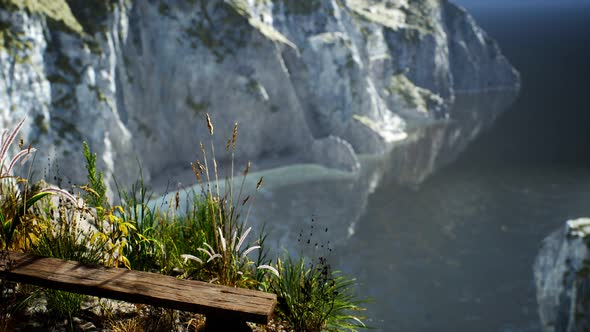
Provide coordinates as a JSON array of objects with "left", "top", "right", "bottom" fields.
[
  {"left": 567, "top": 218, "right": 590, "bottom": 238},
  {"left": 309, "top": 135, "right": 360, "bottom": 172},
  {"left": 534, "top": 218, "right": 590, "bottom": 332},
  {"left": 0, "top": 0, "right": 519, "bottom": 194}
]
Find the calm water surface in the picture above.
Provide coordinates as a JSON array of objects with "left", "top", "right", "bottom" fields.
[
  {"left": 335, "top": 165, "right": 590, "bottom": 331},
  {"left": 327, "top": 5, "right": 590, "bottom": 331}
]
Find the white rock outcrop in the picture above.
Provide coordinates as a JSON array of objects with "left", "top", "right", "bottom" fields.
[
  {"left": 534, "top": 218, "right": 590, "bottom": 332},
  {"left": 0, "top": 0, "right": 519, "bottom": 192}
]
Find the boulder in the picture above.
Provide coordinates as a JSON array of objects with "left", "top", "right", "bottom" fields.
[{"left": 534, "top": 218, "right": 590, "bottom": 332}]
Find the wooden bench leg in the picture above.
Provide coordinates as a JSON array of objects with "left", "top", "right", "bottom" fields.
[{"left": 202, "top": 316, "right": 252, "bottom": 332}]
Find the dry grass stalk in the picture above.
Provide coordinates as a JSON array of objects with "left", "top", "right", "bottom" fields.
[
  {"left": 107, "top": 318, "right": 143, "bottom": 332},
  {"left": 229, "top": 122, "right": 238, "bottom": 226},
  {"left": 191, "top": 160, "right": 205, "bottom": 184},
  {"left": 205, "top": 113, "right": 214, "bottom": 136},
  {"left": 232, "top": 123, "right": 238, "bottom": 150}
]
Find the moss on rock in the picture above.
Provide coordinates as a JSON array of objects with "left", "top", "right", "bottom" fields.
[
  {"left": 388, "top": 73, "right": 443, "bottom": 114},
  {"left": 1, "top": 0, "right": 84, "bottom": 34},
  {"left": 65, "top": 0, "right": 116, "bottom": 35},
  {"left": 184, "top": 1, "right": 252, "bottom": 63}
]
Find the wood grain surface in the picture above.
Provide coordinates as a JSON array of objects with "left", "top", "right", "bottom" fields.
[{"left": 0, "top": 251, "right": 276, "bottom": 324}]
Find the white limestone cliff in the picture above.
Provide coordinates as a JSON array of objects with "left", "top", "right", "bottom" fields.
[{"left": 0, "top": 0, "right": 520, "bottom": 192}]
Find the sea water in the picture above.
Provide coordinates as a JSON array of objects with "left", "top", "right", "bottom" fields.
[{"left": 330, "top": 5, "right": 590, "bottom": 331}]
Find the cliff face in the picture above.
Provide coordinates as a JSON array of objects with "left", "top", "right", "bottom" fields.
[
  {"left": 0, "top": 0, "right": 519, "bottom": 190},
  {"left": 535, "top": 219, "right": 590, "bottom": 332}
]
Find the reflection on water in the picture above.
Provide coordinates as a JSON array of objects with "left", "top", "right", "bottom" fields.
[
  {"left": 152, "top": 85, "right": 586, "bottom": 331},
  {"left": 154, "top": 92, "right": 536, "bottom": 331},
  {"left": 242, "top": 90, "right": 515, "bottom": 251},
  {"left": 250, "top": 6, "right": 590, "bottom": 331},
  {"left": 247, "top": 158, "right": 590, "bottom": 331},
  {"left": 333, "top": 165, "right": 590, "bottom": 331}
]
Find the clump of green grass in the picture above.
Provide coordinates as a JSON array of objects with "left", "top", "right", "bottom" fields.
[
  {"left": 177, "top": 114, "right": 269, "bottom": 288},
  {"left": 45, "top": 289, "right": 85, "bottom": 327},
  {"left": 112, "top": 168, "right": 162, "bottom": 272},
  {"left": 266, "top": 254, "right": 367, "bottom": 332}
]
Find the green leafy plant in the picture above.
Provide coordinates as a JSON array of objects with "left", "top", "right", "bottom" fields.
[
  {"left": 181, "top": 217, "right": 264, "bottom": 287},
  {"left": 32, "top": 194, "right": 102, "bottom": 264},
  {"left": 113, "top": 172, "right": 162, "bottom": 273},
  {"left": 0, "top": 117, "right": 42, "bottom": 250},
  {"left": 0, "top": 183, "right": 51, "bottom": 251},
  {"left": 80, "top": 142, "right": 136, "bottom": 269},
  {"left": 82, "top": 141, "right": 108, "bottom": 211},
  {"left": 88, "top": 205, "right": 138, "bottom": 269},
  {"left": 0, "top": 117, "right": 79, "bottom": 251},
  {"left": 267, "top": 255, "right": 367, "bottom": 332}
]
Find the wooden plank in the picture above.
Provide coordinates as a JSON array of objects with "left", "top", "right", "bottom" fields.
[{"left": 0, "top": 252, "right": 276, "bottom": 324}]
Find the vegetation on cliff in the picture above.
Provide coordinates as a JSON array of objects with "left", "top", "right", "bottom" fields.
[{"left": 0, "top": 0, "right": 83, "bottom": 34}]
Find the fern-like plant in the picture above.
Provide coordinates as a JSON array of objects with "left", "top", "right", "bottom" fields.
[{"left": 82, "top": 141, "right": 108, "bottom": 211}]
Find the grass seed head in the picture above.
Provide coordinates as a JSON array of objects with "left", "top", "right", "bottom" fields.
[
  {"left": 206, "top": 113, "right": 214, "bottom": 136},
  {"left": 191, "top": 162, "right": 202, "bottom": 182},
  {"left": 232, "top": 123, "right": 238, "bottom": 150},
  {"left": 244, "top": 161, "right": 251, "bottom": 176},
  {"left": 256, "top": 176, "right": 263, "bottom": 190},
  {"left": 196, "top": 160, "right": 205, "bottom": 173}
]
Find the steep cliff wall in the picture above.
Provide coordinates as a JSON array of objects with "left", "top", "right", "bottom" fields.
[{"left": 0, "top": 0, "right": 519, "bottom": 191}]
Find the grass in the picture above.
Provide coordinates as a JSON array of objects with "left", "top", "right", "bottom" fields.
[
  {"left": 45, "top": 289, "right": 85, "bottom": 326},
  {"left": 266, "top": 224, "right": 367, "bottom": 332},
  {"left": 268, "top": 256, "right": 366, "bottom": 331},
  {"left": 0, "top": 115, "right": 368, "bottom": 331}
]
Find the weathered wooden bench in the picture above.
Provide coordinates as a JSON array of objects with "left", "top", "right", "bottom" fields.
[{"left": 0, "top": 251, "right": 276, "bottom": 331}]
